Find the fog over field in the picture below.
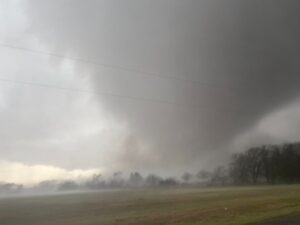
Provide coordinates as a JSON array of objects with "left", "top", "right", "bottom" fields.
[{"left": 1, "top": 0, "right": 300, "bottom": 185}]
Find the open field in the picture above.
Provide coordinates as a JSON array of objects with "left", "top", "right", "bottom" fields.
[{"left": 1, "top": 185, "right": 300, "bottom": 225}]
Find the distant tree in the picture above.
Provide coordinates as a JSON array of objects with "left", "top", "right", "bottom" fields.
[
  {"left": 210, "top": 166, "right": 228, "bottom": 186},
  {"left": 159, "top": 177, "right": 178, "bottom": 186},
  {"left": 0, "top": 182, "right": 23, "bottom": 194},
  {"left": 197, "top": 170, "right": 211, "bottom": 180},
  {"left": 58, "top": 181, "right": 79, "bottom": 191},
  {"left": 109, "top": 172, "right": 125, "bottom": 188},
  {"left": 36, "top": 180, "right": 59, "bottom": 192},
  {"left": 182, "top": 172, "right": 193, "bottom": 183},
  {"left": 85, "top": 173, "right": 106, "bottom": 190},
  {"left": 145, "top": 174, "right": 162, "bottom": 186},
  {"left": 129, "top": 172, "right": 144, "bottom": 187},
  {"left": 280, "top": 143, "right": 300, "bottom": 183}
]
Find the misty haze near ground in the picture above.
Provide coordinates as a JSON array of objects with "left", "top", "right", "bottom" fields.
[{"left": 0, "top": 0, "right": 300, "bottom": 185}]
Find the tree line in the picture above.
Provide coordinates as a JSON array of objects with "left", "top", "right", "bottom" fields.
[
  {"left": 2, "top": 142, "right": 300, "bottom": 195},
  {"left": 230, "top": 143, "right": 300, "bottom": 185},
  {"left": 188, "top": 142, "right": 300, "bottom": 186}
]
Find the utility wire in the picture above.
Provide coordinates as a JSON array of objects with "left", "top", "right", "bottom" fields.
[
  {"left": 0, "top": 77, "right": 267, "bottom": 119},
  {"left": 0, "top": 42, "right": 291, "bottom": 120},
  {"left": 0, "top": 42, "right": 239, "bottom": 91},
  {"left": 0, "top": 42, "right": 248, "bottom": 114},
  {"left": 0, "top": 77, "right": 179, "bottom": 106},
  {"left": 1, "top": 76, "right": 299, "bottom": 122}
]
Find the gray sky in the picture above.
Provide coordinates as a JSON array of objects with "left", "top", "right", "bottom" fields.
[{"left": 1, "top": 0, "right": 300, "bottom": 184}]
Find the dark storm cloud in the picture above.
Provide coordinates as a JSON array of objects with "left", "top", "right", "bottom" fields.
[{"left": 22, "top": 0, "right": 300, "bottom": 172}]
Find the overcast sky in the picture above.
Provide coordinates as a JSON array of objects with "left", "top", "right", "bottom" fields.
[{"left": 1, "top": 0, "right": 300, "bottom": 185}]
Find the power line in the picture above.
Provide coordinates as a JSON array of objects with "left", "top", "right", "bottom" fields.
[
  {"left": 0, "top": 42, "right": 238, "bottom": 91},
  {"left": 1, "top": 76, "right": 299, "bottom": 123},
  {"left": 0, "top": 77, "right": 267, "bottom": 119},
  {"left": 0, "top": 42, "right": 299, "bottom": 129},
  {"left": 0, "top": 77, "right": 179, "bottom": 106},
  {"left": 1, "top": 42, "right": 294, "bottom": 120},
  {"left": 0, "top": 42, "right": 193, "bottom": 83},
  {"left": 0, "top": 42, "right": 249, "bottom": 113}
]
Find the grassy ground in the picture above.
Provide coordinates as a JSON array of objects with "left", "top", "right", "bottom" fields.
[{"left": 1, "top": 185, "right": 300, "bottom": 225}]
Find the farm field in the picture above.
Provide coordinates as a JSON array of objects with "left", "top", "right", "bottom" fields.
[{"left": 1, "top": 185, "right": 300, "bottom": 225}]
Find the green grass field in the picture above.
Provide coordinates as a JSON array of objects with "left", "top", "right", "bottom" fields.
[{"left": 1, "top": 185, "right": 300, "bottom": 225}]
